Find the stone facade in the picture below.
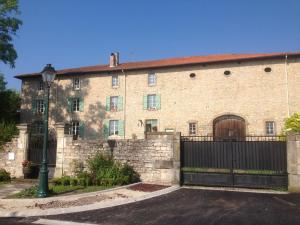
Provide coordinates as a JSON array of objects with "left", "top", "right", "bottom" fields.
[
  {"left": 19, "top": 57, "right": 300, "bottom": 140},
  {"left": 54, "top": 129, "right": 180, "bottom": 185}
]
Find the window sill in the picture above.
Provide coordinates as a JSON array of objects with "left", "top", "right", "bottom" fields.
[
  {"left": 147, "top": 108, "right": 158, "bottom": 111},
  {"left": 112, "top": 86, "right": 119, "bottom": 89}
]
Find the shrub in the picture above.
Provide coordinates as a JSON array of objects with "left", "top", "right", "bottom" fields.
[
  {"left": 0, "top": 168, "right": 11, "bottom": 182},
  {"left": 51, "top": 177, "right": 62, "bottom": 185},
  {"left": 61, "top": 176, "right": 71, "bottom": 186},
  {"left": 284, "top": 113, "right": 300, "bottom": 133},
  {"left": 0, "top": 121, "right": 19, "bottom": 150}
]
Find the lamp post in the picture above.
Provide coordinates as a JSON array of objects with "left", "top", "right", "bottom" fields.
[{"left": 38, "top": 64, "right": 56, "bottom": 198}]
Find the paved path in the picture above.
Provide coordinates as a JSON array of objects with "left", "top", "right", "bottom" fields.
[
  {"left": 0, "top": 181, "right": 34, "bottom": 199},
  {"left": 1, "top": 188, "right": 300, "bottom": 225}
]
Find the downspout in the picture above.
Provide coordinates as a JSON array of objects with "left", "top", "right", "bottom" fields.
[
  {"left": 122, "top": 69, "right": 126, "bottom": 139},
  {"left": 284, "top": 54, "right": 290, "bottom": 117}
]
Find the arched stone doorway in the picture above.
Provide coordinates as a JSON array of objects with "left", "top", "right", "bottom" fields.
[{"left": 213, "top": 115, "right": 246, "bottom": 141}]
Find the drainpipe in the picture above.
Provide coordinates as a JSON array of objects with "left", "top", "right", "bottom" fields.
[
  {"left": 122, "top": 69, "right": 126, "bottom": 139},
  {"left": 284, "top": 54, "right": 290, "bottom": 117}
]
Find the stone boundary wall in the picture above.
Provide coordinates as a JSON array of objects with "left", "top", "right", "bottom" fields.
[
  {"left": 0, "top": 138, "right": 23, "bottom": 177},
  {"left": 287, "top": 133, "right": 300, "bottom": 192},
  {"left": 54, "top": 131, "right": 180, "bottom": 185}
]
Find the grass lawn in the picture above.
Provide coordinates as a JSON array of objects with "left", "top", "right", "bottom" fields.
[{"left": 6, "top": 184, "right": 115, "bottom": 199}]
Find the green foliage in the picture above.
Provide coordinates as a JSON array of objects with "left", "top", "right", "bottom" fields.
[
  {"left": 0, "top": 121, "right": 18, "bottom": 150},
  {"left": 0, "top": 168, "right": 10, "bottom": 182},
  {"left": 0, "top": 73, "right": 6, "bottom": 92},
  {"left": 284, "top": 113, "right": 300, "bottom": 133},
  {"left": 0, "top": 83, "right": 21, "bottom": 122},
  {"left": 0, "top": 0, "right": 23, "bottom": 67},
  {"left": 87, "top": 153, "right": 140, "bottom": 186}
]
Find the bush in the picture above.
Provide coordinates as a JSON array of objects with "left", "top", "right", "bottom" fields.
[
  {"left": 284, "top": 113, "right": 300, "bottom": 133},
  {"left": 87, "top": 153, "right": 140, "bottom": 186},
  {"left": 0, "top": 121, "right": 19, "bottom": 150},
  {"left": 0, "top": 168, "right": 10, "bottom": 182}
]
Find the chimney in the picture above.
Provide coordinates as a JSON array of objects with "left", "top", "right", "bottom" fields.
[{"left": 109, "top": 52, "right": 119, "bottom": 67}]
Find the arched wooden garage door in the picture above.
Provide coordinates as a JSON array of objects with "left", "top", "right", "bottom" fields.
[{"left": 213, "top": 115, "right": 246, "bottom": 141}]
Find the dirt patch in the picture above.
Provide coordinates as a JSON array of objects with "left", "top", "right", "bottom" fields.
[
  {"left": 32, "top": 193, "right": 128, "bottom": 209},
  {"left": 127, "top": 183, "right": 169, "bottom": 192}
]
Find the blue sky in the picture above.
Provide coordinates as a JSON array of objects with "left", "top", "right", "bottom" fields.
[{"left": 1, "top": 0, "right": 300, "bottom": 90}]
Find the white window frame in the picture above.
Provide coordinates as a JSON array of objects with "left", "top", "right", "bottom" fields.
[
  {"left": 36, "top": 100, "right": 45, "bottom": 114},
  {"left": 266, "top": 121, "right": 275, "bottom": 135},
  {"left": 73, "top": 78, "right": 80, "bottom": 90},
  {"left": 72, "top": 98, "right": 80, "bottom": 112},
  {"left": 147, "top": 94, "right": 156, "bottom": 109},
  {"left": 109, "top": 120, "right": 119, "bottom": 135},
  {"left": 189, "top": 122, "right": 197, "bottom": 135},
  {"left": 112, "top": 75, "right": 119, "bottom": 87},
  {"left": 148, "top": 72, "right": 156, "bottom": 86},
  {"left": 71, "top": 121, "right": 79, "bottom": 136},
  {"left": 38, "top": 81, "right": 44, "bottom": 91},
  {"left": 110, "top": 96, "right": 118, "bottom": 111}
]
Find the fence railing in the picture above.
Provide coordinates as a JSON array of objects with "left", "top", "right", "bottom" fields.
[{"left": 181, "top": 135, "right": 286, "bottom": 142}]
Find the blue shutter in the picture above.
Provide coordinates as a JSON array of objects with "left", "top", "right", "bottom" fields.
[
  {"left": 79, "top": 97, "right": 84, "bottom": 112},
  {"left": 118, "top": 120, "right": 124, "bottom": 137},
  {"left": 103, "top": 120, "right": 109, "bottom": 139},
  {"left": 79, "top": 121, "right": 85, "bottom": 139},
  {"left": 106, "top": 96, "right": 110, "bottom": 111},
  {"left": 118, "top": 96, "right": 123, "bottom": 111},
  {"left": 156, "top": 94, "right": 161, "bottom": 110},
  {"left": 31, "top": 99, "right": 36, "bottom": 113},
  {"left": 143, "top": 95, "right": 148, "bottom": 110}
]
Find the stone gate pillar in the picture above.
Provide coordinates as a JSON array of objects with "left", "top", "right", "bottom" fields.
[
  {"left": 15, "top": 123, "right": 30, "bottom": 177},
  {"left": 287, "top": 133, "right": 300, "bottom": 192},
  {"left": 54, "top": 123, "right": 67, "bottom": 177}
]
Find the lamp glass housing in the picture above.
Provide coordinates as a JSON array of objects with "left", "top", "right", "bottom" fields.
[{"left": 41, "top": 64, "right": 56, "bottom": 86}]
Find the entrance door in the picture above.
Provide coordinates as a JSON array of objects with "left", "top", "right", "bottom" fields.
[{"left": 213, "top": 115, "right": 246, "bottom": 141}]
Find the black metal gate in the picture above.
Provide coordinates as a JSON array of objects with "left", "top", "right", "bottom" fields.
[
  {"left": 181, "top": 136, "right": 287, "bottom": 189},
  {"left": 28, "top": 127, "right": 57, "bottom": 166}
]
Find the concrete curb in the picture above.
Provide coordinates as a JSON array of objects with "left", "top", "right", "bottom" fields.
[
  {"left": 0, "top": 185, "right": 180, "bottom": 217},
  {"left": 183, "top": 185, "right": 289, "bottom": 194}
]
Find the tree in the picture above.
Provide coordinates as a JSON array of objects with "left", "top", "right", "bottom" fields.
[
  {"left": 0, "top": 73, "right": 6, "bottom": 91},
  {"left": 0, "top": 0, "right": 22, "bottom": 68}
]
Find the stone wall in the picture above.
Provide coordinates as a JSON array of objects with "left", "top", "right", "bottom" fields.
[
  {"left": 54, "top": 130, "right": 180, "bottom": 185},
  {"left": 0, "top": 138, "right": 23, "bottom": 177},
  {"left": 287, "top": 133, "right": 300, "bottom": 192}
]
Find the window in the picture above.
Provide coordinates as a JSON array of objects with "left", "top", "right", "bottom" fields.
[
  {"left": 148, "top": 72, "right": 156, "bottom": 86},
  {"left": 189, "top": 73, "right": 196, "bottom": 79},
  {"left": 112, "top": 75, "right": 119, "bottom": 87},
  {"left": 73, "top": 78, "right": 80, "bottom": 90},
  {"left": 147, "top": 94, "right": 156, "bottom": 109},
  {"left": 110, "top": 96, "right": 118, "bottom": 111},
  {"left": 36, "top": 100, "right": 45, "bottom": 114},
  {"left": 38, "top": 81, "right": 44, "bottom": 91},
  {"left": 72, "top": 98, "right": 80, "bottom": 112},
  {"left": 224, "top": 70, "right": 231, "bottom": 76},
  {"left": 34, "top": 121, "right": 44, "bottom": 134},
  {"left": 109, "top": 120, "right": 119, "bottom": 135},
  {"left": 266, "top": 121, "right": 275, "bottom": 135},
  {"left": 189, "top": 123, "right": 197, "bottom": 135},
  {"left": 264, "top": 67, "right": 272, "bottom": 73},
  {"left": 71, "top": 121, "right": 80, "bottom": 137},
  {"left": 145, "top": 119, "right": 158, "bottom": 132}
]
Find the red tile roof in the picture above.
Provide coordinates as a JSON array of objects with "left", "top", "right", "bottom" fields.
[{"left": 15, "top": 52, "right": 300, "bottom": 79}]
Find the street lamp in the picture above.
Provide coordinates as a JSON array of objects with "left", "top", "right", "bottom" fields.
[{"left": 38, "top": 64, "right": 56, "bottom": 198}]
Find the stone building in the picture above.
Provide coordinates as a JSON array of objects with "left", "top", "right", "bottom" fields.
[{"left": 15, "top": 52, "right": 300, "bottom": 140}]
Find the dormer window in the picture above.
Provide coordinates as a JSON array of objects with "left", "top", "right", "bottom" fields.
[{"left": 73, "top": 78, "right": 80, "bottom": 90}]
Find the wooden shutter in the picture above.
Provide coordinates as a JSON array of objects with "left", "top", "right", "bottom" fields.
[
  {"left": 143, "top": 95, "right": 148, "bottom": 110},
  {"left": 79, "top": 97, "right": 84, "bottom": 112},
  {"left": 156, "top": 94, "right": 161, "bottom": 110},
  {"left": 106, "top": 96, "right": 110, "bottom": 111},
  {"left": 118, "top": 120, "right": 124, "bottom": 137},
  {"left": 79, "top": 121, "right": 85, "bottom": 138},
  {"left": 31, "top": 99, "right": 36, "bottom": 113},
  {"left": 118, "top": 96, "right": 123, "bottom": 111},
  {"left": 103, "top": 120, "right": 109, "bottom": 139}
]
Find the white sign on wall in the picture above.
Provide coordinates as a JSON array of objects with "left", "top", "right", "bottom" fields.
[{"left": 8, "top": 152, "right": 15, "bottom": 160}]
